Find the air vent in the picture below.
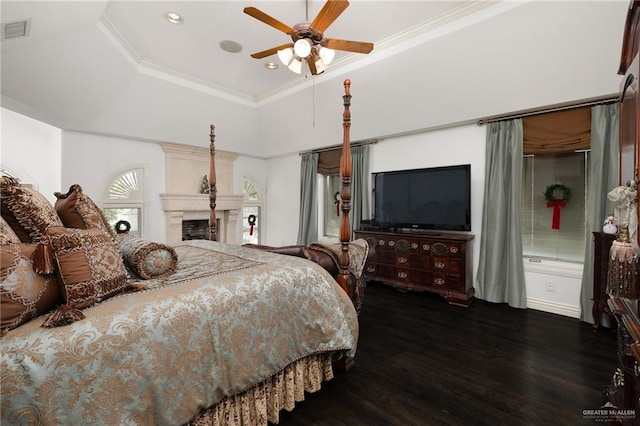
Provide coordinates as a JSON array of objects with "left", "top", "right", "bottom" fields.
[{"left": 2, "top": 19, "right": 31, "bottom": 40}]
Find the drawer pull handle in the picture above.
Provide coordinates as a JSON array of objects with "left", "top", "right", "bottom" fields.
[
  {"left": 434, "top": 278, "right": 445, "bottom": 286},
  {"left": 398, "top": 257, "right": 408, "bottom": 264},
  {"left": 434, "top": 262, "right": 445, "bottom": 269},
  {"left": 379, "top": 240, "right": 385, "bottom": 246},
  {"left": 411, "top": 243, "right": 418, "bottom": 249},
  {"left": 389, "top": 241, "right": 395, "bottom": 247},
  {"left": 450, "top": 247, "right": 459, "bottom": 253},
  {"left": 366, "top": 266, "right": 376, "bottom": 273},
  {"left": 423, "top": 244, "right": 430, "bottom": 251},
  {"left": 398, "top": 272, "right": 408, "bottom": 279}
]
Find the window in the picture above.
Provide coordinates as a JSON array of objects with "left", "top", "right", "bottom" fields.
[
  {"left": 102, "top": 168, "right": 145, "bottom": 237},
  {"left": 242, "top": 177, "right": 263, "bottom": 244},
  {"left": 521, "top": 151, "right": 588, "bottom": 262},
  {"left": 323, "top": 174, "right": 341, "bottom": 238}
]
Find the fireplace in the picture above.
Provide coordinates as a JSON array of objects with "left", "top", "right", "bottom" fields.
[
  {"left": 160, "top": 143, "right": 243, "bottom": 245},
  {"left": 182, "top": 219, "right": 210, "bottom": 241}
]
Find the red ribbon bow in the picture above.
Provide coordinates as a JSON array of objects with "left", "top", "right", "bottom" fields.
[
  {"left": 335, "top": 199, "right": 340, "bottom": 217},
  {"left": 546, "top": 199, "right": 566, "bottom": 230}
]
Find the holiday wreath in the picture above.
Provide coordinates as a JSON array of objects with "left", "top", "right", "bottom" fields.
[
  {"left": 115, "top": 220, "right": 131, "bottom": 234},
  {"left": 544, "top": 183, "right": 571, "bottom": 230},
  {"left": 247, "top": 214, "right": 257, "bottom": 235},
  {"left": 543, "top": 183, "right": 572, "bottom": 203}
]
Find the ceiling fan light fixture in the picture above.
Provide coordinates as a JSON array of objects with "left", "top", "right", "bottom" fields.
[
  {"left": 318, "top": 46, "right": 335, "bottom": 65},
  {"left": 315, "top": 58, "right": 327, "bottom": 74},
  {"left": 277, "top": 48, "right": 294, "bottom": 66},
  {"left": 293, "top": 38, "right": 312, "bottom": 58},
  {"left": 287, "top": 57, "right": 303, "bottom": 74}
]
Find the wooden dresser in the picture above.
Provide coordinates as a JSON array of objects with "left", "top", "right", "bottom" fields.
[{"left": 354, "top": 230, "right": 474, "bottom": 307}]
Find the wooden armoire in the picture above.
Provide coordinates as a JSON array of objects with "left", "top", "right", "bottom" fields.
[{"left": 605, "top": 0, "right": 640, "bottom": 420}]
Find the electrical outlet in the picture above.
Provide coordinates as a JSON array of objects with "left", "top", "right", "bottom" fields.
[{"left": 545, "top": 281, "right": 555, "bottom": 292}]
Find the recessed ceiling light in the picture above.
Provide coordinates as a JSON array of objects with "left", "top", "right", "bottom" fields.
[
  {"left": 164, "top": 12, "right": 183, "bottom": 24},
  {"left": 219, "top": 40, "right": 243, "bottom": 54},
  {"left": 265, "top": 62, "right": 278, "bottom": 70}
]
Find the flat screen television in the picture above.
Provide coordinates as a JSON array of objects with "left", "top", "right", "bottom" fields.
[{"left": 372, "top": 164, "right": 471, "bottom": 232}]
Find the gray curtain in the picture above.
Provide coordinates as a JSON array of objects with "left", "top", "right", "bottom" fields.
[
  {"left": 476, "top": 119, "right": 527, "bottom": 308},
  {"left": 296, "top": 153, "right": 318, "bottom": 245},
  {"left": 350, "top": 144, "right": 371, "bottom": 237},
  {"left": 579, "top": 103, "right": 620, "bottom": 324}
]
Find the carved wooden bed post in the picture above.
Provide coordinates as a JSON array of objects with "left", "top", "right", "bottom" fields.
[
  {"left": 208, "top": 124, "right": 217, "bottom": 242},
  {"left": 337, "top": 79, "right": 353, "bottom": 299}
]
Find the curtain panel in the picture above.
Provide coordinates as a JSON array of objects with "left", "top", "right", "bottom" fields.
[
  {"left": 297, "top": 153, "right": 318, "bottom": 245},
  {"left": 350, "top": 144, "right": 371, "bottom": 236},
  {"left": 579, "top": 103, "right": 620, "bottom": 325},
  {"left": 476, "top": 119, "right": 527, "bottom": 308}
]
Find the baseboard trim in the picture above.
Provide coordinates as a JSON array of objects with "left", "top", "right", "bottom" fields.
[{"left": 527, "top": 297, "right": 580, "bottom": 319}]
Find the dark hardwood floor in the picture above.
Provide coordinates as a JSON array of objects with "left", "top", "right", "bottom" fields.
[{"left": 278, "top": 282, "right": 618, "bottom": 426}]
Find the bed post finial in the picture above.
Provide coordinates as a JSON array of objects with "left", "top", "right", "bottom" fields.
[
  {"left": 337, "top": 79, "right": 353, "bottom": 299},
  {"left": 209, "top": 124, "right": 218, "bottom": 242}
]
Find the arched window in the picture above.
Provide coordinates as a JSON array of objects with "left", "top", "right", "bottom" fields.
[
  {"left": 102, "top": 168, "right": 145, "bottom": 238},
  {"left": 242, "top": 176, "right": 263, "bottom": 244}
]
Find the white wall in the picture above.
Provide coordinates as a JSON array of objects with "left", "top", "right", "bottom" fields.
[
  {"left": 61, "top": 131, "right": 167, "bottom": 242},
  {"left": 264, "top": 154, "right": 301, "bottom": 246},
  {"left": 1, "top": 108, "right": 62, "bottom": 203}
]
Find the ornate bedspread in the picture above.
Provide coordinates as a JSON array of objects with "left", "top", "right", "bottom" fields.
[{"left": 1, "top": 240, "right": 358, "bottom": 425}]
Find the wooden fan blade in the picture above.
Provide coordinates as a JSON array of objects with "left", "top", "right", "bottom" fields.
[
  {"left": 325, "top": 38, "right": 373, "bottom": 54},
  {"left": 244, "top": 6, "right": 294, "bottom": 34},
  {"left": 250, "top": 43, "right": 293, "bottom": 59},
  {"left": 307, "top": 56, "right": 319, "bottom": 75},
  {"left": 310, "top": 0, "right": 349, "bottom": 33}
]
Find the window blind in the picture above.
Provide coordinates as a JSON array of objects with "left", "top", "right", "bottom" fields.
[{"left": 521, "top": 152, "right": 588, "bottom": 262}]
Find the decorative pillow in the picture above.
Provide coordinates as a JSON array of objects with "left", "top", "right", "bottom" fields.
[
  {"left": 46, "top": 226, "right": 127, "bottom": 310},
  {"left": 0, "top": 216, "right": 20, "bottom": 245},
  {"left": 1, "top": 243, "right": 62, "bottom": 333},
  {"left": 116, "top": 235, "right": 178, "bottom": 279},
  {"left": 54, "top": 184, "right": 115, "bottom": 239},
  {"left": 0, "top": 176, "right": 64, "bottom": 243}
]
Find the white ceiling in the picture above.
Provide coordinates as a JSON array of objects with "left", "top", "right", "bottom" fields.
[{"left": 0, "top": 1, "right": 631, "bottom": 158}]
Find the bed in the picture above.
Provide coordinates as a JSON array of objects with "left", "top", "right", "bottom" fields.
[{"left": 1, "top": 80, "right": 359, "bottom": 425}]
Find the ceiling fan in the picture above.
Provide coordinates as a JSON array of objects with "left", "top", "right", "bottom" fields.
[{"left": 244, "top": 0, "right": 374, "bottom": 75}]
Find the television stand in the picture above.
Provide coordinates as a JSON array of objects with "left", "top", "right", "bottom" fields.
[{"left": 355, "top": 229, "right": 475, "bottom": 307}]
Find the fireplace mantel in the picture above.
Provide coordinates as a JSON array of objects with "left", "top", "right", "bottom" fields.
[
  {"left": 160, "top": 193, "right": 243, "bottom": 245},
  {"left": 160, "top": 142, "right": 243, "bottom": 245}
]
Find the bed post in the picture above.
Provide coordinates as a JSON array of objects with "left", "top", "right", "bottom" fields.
[
  {"left": 209, "top": 124, "right": 217, "bottom": 242},
  {"left": 337, "top": 79, "right": 353, "bottom": 299}
]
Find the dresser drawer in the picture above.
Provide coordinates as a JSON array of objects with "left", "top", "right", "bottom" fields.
[
  {"left": 447, "top": 243, "right": 462, "bottom": 257},
  {"left": 395, "top": 253, "right": 411, "bottom": 268},
  {"left": 395, "top": 268, "right": 413, "bottom": 284},
  {"left": 364, "top": 264, "right": 377, "bottom": 276},
  {"left": 432, "top": 257, "right": 449, "bottom": 272}
]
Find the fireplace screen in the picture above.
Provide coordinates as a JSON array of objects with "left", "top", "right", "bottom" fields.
[{"left": 182, "top": 219, "right": 218, "bottom": 241}]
